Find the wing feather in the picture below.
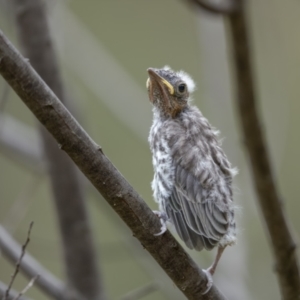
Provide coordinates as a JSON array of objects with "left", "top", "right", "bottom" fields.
[
  {"left": 166, "top": 201, "right": 204, "bottom": 251},
  {"left": 166, "top": 164, "right": 229, "bottom": 251}
]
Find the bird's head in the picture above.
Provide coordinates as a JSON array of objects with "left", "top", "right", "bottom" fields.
[{"left": 146, "top": 66, "right": 196, "bottom": 118}]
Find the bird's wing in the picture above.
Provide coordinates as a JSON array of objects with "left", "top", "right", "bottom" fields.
[
  {"left": 165, "top": 123, "right": 230, "bottom": 251},
  {"left": 166, "top": 164, "right": 229, "bottom": 251}
]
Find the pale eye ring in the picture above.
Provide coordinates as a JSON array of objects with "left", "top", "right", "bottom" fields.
[{"left": 177, "top": 83, "right": 186, "bottom": 94}]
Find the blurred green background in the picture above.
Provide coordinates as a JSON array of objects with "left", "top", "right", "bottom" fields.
[{"left": 0, "top": 0, "right": 300, "bottom": 299}]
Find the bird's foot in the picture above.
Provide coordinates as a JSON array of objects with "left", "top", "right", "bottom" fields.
[
  {"left": 201, "top": 246, "right": 225, "bottom": 293},
  {"left": 201, "top": 268, "right": 214, "bottom": 295},
  {"left": 153, "top": 210, "right": 168, "bottom": 236}
]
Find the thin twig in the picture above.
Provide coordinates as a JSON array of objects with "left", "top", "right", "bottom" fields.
[
  {"left": 12, "top": 275, "right": 39, "bottom": 300},
  {"left": 227, "top": 3, "right": 300, "bottom": 300},
  {"left": 0, "top": 30, "right": 226, "bottom": 300},
  {"left": 3, "top": 222, "right": 33, "bottom": 300},
  {"left": 0, "top": 281, "right": 30, "bottom": 300},
  {"left": 0, "top": 225, "right": 68, "bottom": 300},
  {"left": 187, "top": 0, "right": 239, "bottom": 15}
]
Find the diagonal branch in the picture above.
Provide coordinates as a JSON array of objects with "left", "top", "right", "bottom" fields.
[
  {"left": 11, "top": 1, "right": 105, "bottom": 299},
  {"left": 227, "top": 4, "right": 300, "bottom": 300},
  {"left": 0, "top": 30, "right": 226, "bottom": 300}
]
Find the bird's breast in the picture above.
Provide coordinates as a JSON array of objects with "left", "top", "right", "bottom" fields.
[{"left": 149, "top": 121, "right": 175, "bottom": 204}]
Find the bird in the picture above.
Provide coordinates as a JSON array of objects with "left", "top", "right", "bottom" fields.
[{"left": 146, "top": 66, "right": 237, "bottom": 293}]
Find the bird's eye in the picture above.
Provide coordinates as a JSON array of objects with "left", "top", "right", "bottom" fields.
[{"left": 177, "top": 83, "right": 186, "bottom": 94}]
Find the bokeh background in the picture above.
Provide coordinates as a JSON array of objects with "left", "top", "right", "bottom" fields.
[{"left": 0, "top": 1, "right": 300, "bottom": 299}]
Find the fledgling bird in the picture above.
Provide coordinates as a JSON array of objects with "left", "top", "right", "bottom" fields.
[{"left": 147, "top": 66, "right": 237, "bottom": 292}]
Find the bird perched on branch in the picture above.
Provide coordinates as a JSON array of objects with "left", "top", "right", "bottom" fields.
[{"left": 147, "top": 66, "right": 237, "bottom": 293}]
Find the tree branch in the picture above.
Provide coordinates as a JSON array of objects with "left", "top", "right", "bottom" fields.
[
  {"left": 0, "top": 30, "right": 226, "bottom": 300},
  {"left": 11, "top": 1, "right": 105, "bottom": 299},
  {"left": 227, "top": 4, "right": 300, "bottom": 300}
]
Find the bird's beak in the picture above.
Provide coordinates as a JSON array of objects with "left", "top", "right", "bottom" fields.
[
  {"left": 147, "top": 68, "right": 174, "bottom": 96},
  {"left": 147, "top": 68, "right": 183, "bottom": 118}
]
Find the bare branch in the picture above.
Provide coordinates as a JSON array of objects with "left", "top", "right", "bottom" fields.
[
  {"left": 227, "top": 4, "right": 300, "bottom": 300},
  {"left": 0, "top": 225, "right": 68, "bottom": 299},
  {"left": 187, "top": 0, "right": 239, "bottom": 15},
  {"left": 0, "top": 282, "right": 31, "bottom": 300},
  {"left": 11, "top": 0, "right": 105, "bottom": 299},
  {"left": 0, "top": 30, "right": 227, "bottom": 299},
  {"left": 12, "top": 275, "right": 39, "bottom": 300},
  {"left": 3, "top": 222, "right": 34, "bottom": 300}
]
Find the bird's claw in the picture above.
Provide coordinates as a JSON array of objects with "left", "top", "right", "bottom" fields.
[
  {"left": 201, "top": 268, "right": 213, "bottom": 295},
  {"left": 153, "top": 210, "right": 168, "bottom": 236}
]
